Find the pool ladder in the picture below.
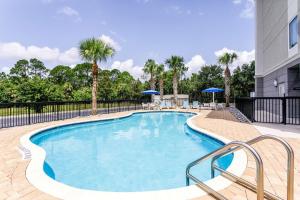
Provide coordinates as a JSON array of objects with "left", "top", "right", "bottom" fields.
[{"left": 186, "top": 135, "right": 294, "bottom": 200}]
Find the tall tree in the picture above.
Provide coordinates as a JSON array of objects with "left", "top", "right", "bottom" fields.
[
  {"left": 9, "top": 59, "right": 30, "bottom": 79},
  {"left": 49, "top": 65, "right": 74, "bottom": 85},
  {"left": 143, "top": 59, "right": 157, "bottom": 102},
  {"left": 79, "top": 37, "right": 115, "bottom": 115},
  {"left": 155, "top": 64, "right": 165, "bottom": 100},
  {"left": 217, "top": 52, "right": 237, "bottom": 107},
  {"left": 29, "top": 58, "right": 48, "bottom": 78},
  {"left": 165, "top": 56, "right": 187, "bottom": 106},
  {"left": 232, "top": 61, "right": 255, "bottom": 97},
  {"left": 73, "top": 63, "right": 92, "bottom": 88},
  {"left": 98, "top": 69, "right": 113, "bottom": 100}
]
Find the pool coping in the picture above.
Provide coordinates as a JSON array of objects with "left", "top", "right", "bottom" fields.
[{"left": 20, "top": 110, "right": 248, "bottom": 200}]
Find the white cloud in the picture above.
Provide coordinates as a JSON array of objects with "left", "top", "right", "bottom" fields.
[
  {"left": 41, "top": 0, "right": 52, "bottom": 4},
  {"left": 185, "top": 55, "right": 206, "bottom": 77},
  {"left": 57, "top": 6, "right": 82, "bottom": 22},
  {"left": 58, "top": 47, "right": 80, "bottom": 64},
  {"left": 198, "top": 11, "right": 205, "bottom": 16},
  {"left": 0, "top": 67, "right": 10, "bottom": 73},
  {"left": 58, "top": 6, "right": 79, "bottom": 16},
  {"left": 99, "top": 35, "right": 121, "bottom": 51},
  {"left": 136, "top": 0, "right": 151, "bottom": 4},
  {"left": 232, "top": 0, "right": 242, "bottom": 4},
  {"left": 111, "top": 59, "right": 143, "bottom": 79},
  {"left": 0, "top": 42, "right": 59, "bottom": 61},
  {"left": 214, "top": 47, "right": 255, "bottom": 70},
  {"left": 166, "top": 5, "right": 192, "bottom": 15},
  {"left": 233, "top": 0, "right": 255, "bottom": 19},
  {"left": 240, "top": 0, "right": 255, "bottom": 18},
  {"left": 0, "top": 42, "right": 80, "bottom": 67},
  {"left": 100, "top": 20, "right": 107, "bottom": 26}
]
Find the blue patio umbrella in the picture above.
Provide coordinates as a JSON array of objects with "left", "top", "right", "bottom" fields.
[
  {"left": 142, "top": 90, "right": 160, "bottom": 95},
  {"left": 202, "top": 87, "right": 224, "bottom": 103}
]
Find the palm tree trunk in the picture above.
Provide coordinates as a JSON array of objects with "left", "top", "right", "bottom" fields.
[
  {"left": 92, "top": 62, "right": 98, "bottom": 115},
  {"left": 173, "top": 73, "right": 178, "bottom": 106},
  {"left": 224, "top": 66, "right": 231, "bottom": 107},
  {"left": 159, "top": 79, "right": 164, "bottom": 101},
  {"left": 150, "top": 74, "right": 155, "bottom": 102}
]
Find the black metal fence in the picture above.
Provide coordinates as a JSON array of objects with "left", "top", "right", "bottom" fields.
[
  {"left": 235, "top": 97, "right": 300, "bottom": 125},
  {"left": 0, "top": 100, "right": 143, "bottom": 128}
]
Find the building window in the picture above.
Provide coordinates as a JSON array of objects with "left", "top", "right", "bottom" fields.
[{"left": 289, "top": 16, "right": 298, "bottom": 48}]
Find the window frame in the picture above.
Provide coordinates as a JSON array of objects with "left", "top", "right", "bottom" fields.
[{"left": 289, "top": 16, "right": 298, "bottom": 49}]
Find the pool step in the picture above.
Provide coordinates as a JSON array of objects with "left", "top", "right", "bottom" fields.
[
  {"left": 229, "top": 106, "right": 251, "bottom": 123},
  {"left": 18, "top": 145, "right": 31, "bottom": 160}
]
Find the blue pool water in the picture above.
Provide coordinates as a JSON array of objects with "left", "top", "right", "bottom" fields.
[{"left": 31, "top": 112, "right": 233, "bottom": 192}]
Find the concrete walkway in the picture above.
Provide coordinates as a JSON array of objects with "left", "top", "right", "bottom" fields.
[
  {"left": 0, "top": 110, "right": 299, "bottom": 199},
  {"left": 254, "top": 123, "right": 300, "bottom": 139}
]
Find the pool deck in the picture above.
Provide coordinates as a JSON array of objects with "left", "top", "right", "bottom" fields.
[{"left": 0, "top": 109, "right": 299, "bottom": 200}]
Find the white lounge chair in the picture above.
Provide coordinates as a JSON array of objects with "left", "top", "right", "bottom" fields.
[
  {"left": 166, "top": 101, "right": 173, "bottom": 109},
  {"left": 192, "top": 101, "right": 199, "bottom": 109},
  {"left": 181, "top": 100, "right": 190, "bottom": 109},
  {"left": 149, "top": 100, "right": 160, "bottom": 110},
  {"left": 149, "top": 103, "right": 156, "bottom": 110},
  {"left": 160, "top": 101, "right": 167, "bottom": 109},
  {"left": 210, "top": 102, "right": 216, "bottom": 110},
  {"left": 154, "top": 100, "right": 161, "bottom": 110},
  {"left": 216, "top": 103, "right": 225, "bottom": 110},
  {"left": 200, "top": 103, "right": 211, "bottom": 110},
  {"left": 142, "top": 103, "right": 149, "bottom": 110}
]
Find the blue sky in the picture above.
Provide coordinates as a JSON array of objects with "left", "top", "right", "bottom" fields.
[{"left": 0, "top": 0, "right": 255, "bottom": 78}]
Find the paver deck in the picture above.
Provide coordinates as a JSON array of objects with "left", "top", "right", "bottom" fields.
[{"left": 0, "top": 109, "right": 299, "bottom": 200}]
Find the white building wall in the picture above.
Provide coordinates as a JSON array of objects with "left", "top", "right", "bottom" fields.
[{"left": 255, "top": 0, "right": 300, "bottom": 97}]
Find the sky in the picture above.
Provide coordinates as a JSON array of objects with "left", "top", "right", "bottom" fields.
[{"left": 0, "top": 0, "right": 255, "bottom": 79}]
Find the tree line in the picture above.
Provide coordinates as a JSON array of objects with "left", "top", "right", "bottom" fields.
[
  {"left": 142, "top": 53, "right": 255, "bottom": 107},
  {"left": 0, "top": 37, "right": 255, "bottom": 114}
]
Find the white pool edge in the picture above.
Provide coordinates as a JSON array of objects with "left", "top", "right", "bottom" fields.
[{"left": 20, "top": 111, "right": 248, "bottom": 200}]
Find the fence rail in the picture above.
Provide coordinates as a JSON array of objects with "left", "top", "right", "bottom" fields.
[
  {"left": 0, "top": 100, "right": 143, "bottom": 128},
  {"left": 235, "top": 97, "right": 300, "bottom": 125}
]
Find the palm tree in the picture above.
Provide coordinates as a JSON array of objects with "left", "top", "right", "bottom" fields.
[
  {"left": 143, "top": 59, "right": 157, "bottom": 102},
  {"left": 155, "top": 64, "right": 165, "bottom": 101},
  {"left": 218, "top": 52, "right": 238, "bottom": 107},
  {"left": 79, "top": 37, "right": 115, "bottom": 115},
  {"left": 165, "top": 56, "right": 187, "bottom": 106}
]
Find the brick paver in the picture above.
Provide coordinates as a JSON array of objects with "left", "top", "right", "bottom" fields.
[
  {"left": 0, "top": 109, "right": 299, "bottom": 199},
  {"left": 191, "top": 109, "right": 300, "bottom": 200}
]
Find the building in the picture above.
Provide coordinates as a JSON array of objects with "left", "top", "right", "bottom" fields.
[
  {"left": 255, "top": 0, "right": 300, "bottom": 97},
  {"left": 153, "top": 94, "right": 189, "bottom": 106}
]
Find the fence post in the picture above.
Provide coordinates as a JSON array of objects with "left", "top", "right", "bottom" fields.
[
  {"left": 108, "top": 102, "right": 110, "bottom": 114},
  {"left": 27, "top": 104, "right": 31, "bottom": 125},
  {"left": 78, "top": 103, "right": 81, "bottom": 117},
  {"left": 282, "top": 96, "right": 286, "bottom": 124},
  {"left": 56, "top": 104, "right": 59, "bottom": 120},
  {"left": 251, "top": 98, "right": 255, "bottom": 122}
]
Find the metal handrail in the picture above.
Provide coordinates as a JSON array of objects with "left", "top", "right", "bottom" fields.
[
  {"left": 186, "top": 141, "right": 264, "bottom": 200},
  {"left": 211, "top": 134, "right": 294, "bottom": 200}
]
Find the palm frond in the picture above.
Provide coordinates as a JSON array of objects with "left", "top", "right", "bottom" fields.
[
  {"left": 143, "top": 59, "right": 157, "bottom": 74},
  {"left": 165, "top": 55, "right": 185, "bottom": 76},
  {"left": 79, "top": 37, "right": 115, "bottom": 64}
]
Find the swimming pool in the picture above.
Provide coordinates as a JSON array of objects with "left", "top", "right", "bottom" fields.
[{"left": 30, "top": 111, "right": 233, "bottom": 192}]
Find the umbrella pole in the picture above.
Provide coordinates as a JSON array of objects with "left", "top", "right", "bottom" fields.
[{"left": 213, "top": 92, "right": 215, "bottom": 103}]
